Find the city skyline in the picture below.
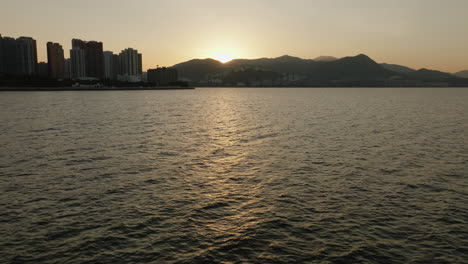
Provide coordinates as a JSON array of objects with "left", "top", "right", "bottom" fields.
[
  {"left": 1, "top": 0, "right": 468, "bottom": 72},
  {"left": 1, "top": 34, "right": 184, "bottom": 86}
]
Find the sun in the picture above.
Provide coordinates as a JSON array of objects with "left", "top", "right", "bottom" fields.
[{"left": 214, "top": 52, "right": 234, "bottom": 63}]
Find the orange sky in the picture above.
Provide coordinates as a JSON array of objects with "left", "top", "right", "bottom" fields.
[{"left": 2, "top": 0, "right": 467, "bottom": 72}]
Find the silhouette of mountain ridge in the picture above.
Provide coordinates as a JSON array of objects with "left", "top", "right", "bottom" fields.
[
  {"left": 408, "top": 68, "right": 458, "bottom": 81},
  {"left": 306, "top": 54, "right": 393, "bottom": 81},
  {"left": 172, "top": 54, "right": 466, "bottom": 86}
]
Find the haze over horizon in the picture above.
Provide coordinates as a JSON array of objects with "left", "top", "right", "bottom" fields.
[{"left": 2, "top": 0, "right": 467, "bottom": 72}]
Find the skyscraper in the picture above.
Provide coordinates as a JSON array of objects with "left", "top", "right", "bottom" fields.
[
  {"left": 70, "top": 48, "right": 86, "bottom": 79},
  {"left": 0, "top": 36, "right": 19, "bottom": 75},
  {"left": 47, "top": 42, "right": 65, "bottom": 79},
  {"left": 0, "top": 36, "right": 38, "bottom": 76},
  {"left": 103, "top": 51, "right": 113, "bottom": 79},
  {"left": 71, "top": 39, "right": 104, "bottom": 79},
  {"left": 103, "top": 51, "right": 119, "bottom": 80},
  {"left": 119, "top": 48, "right": 142, "bottom": 76},
  {"left": 112, "top": 54, "right": 120, "bottom": 77},
  {"left": 85, "top": 41, "right": 104, "bottom": 78},
  {"left": 138, "top": 53, "right": 142, "bottom": 75},
  {"left": 16, "top": 37, "right": 38, "bottom": 76},
  {"left": 71, "top": 39, "right": 86, "bottom": 50}
]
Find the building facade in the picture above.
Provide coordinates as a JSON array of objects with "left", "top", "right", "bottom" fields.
[
  {"left": 85, "top": 41, "right": 104, "bottom": 78},
  {"left": 47, "top": 42, "right": 65, "bottom": 79},
  {"left": 71, "top": 39, "right": 104, "bottom": 79},
  {"left": 16, "top": 37, "right": 38, "bottom": 76},
  {"left": 64, "top": 58, "right": 71, "bottom": 79},
  {"left": 103, "top": 51, "right": 120, "bottom": 80},
  {"left": 70, "top": 48, "right": 86, "bottom": 79},
  {"left": 112, "top": 54, "right": 120, "bottom": 78},
  {"left": 4, "top": 37, "right": 18, "bottom": 75},
  {"left": 37, "top": 62, "right": 48, "bottom": 77},
  {"left": 138, "top": 53, "right": 142, "bottom": 74},
  {"left": 1, "top": 36, "right": 16, "bottom": 75},
  {"left": 119, "top": 48, "right": 142, "bottom": 76},
  {"left": 0, "top": 35, "right": 38, "bottom": 76}
]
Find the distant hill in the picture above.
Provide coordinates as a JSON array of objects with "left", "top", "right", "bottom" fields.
[
  {"left": 307, "top": 54, "right": 394, "bottom": 81},
  {"left": 174, "top": 54, "right": 390, "bottom": 80},
  {"left": 407, "top": 68, "right": 458, "bottom": 81},
  {"left": 381, "top": 63, "right": 415, "bottom": 74},
  {"left": 314, "top": 56, "right": 338, "bottom": 62},
  {"left": 225, "top": 55, "right": 315, "bottom": 75},
  {"left": 454, "top": 70, "right": 468, "bottom": 78},
  {"left": 172, "top": 58, "right": 226, "bottom": 83},
  {"left": 172, "top": 54, "right": 468, "bottom": 87}
]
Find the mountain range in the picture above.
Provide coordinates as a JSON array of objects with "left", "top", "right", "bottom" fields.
[{"left": 172, "top": 54, "right": 468, "bottom": 87}]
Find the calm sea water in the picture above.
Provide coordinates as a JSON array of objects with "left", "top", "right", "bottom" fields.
[{"left": 0, "top": 88, "right": 467, "bottom": 263}]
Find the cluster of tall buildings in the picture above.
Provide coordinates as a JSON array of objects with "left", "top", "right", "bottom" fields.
[
  {"left": 67, "top": 39, "right": 144, "bottom": 81},
  {"left": 0, "top": 34, "right": 147, "bottom": 82}
]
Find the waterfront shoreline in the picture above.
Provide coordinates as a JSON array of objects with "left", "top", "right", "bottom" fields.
[{"left": 0, "top": 86, "right": 195, "bottom": 91}]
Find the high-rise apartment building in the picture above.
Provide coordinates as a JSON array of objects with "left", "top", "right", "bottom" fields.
[
  {"left": 70, "top": 48, "right": 86, "bottom": 79},
  {"left": 85, "top": 41, "right": 104, "bottom": 78},
  {"left": 103, "top": 51, "right": 120, "bottom": 80},
  {"left": 119, "top": 48, "right": 142, "bottom": 76},
  {"left": 47, "top": 42, "right": 65, "bottom": 79},
  {"left": 112, "top": 54, "right": 120, "bottom": 78},
  {"left": 0, "top": 36, "right": 18, "bottom": 75},
  {"left": 64, "top": 58, "right": 71, "bottom": 79},
  {"left": 0, "top": 35, "right": 38, "bottom": 76},
  {"left": 71, "top": 39, "right": 104, "bottom": 79},
  {"left": 138, "top": 53, "right": 142, "bottom": 74},
  {"left": 16, "top": 37, "right": 38, "bottom": 76},
  {"left": 103, "top": 51, "right": 113, "bottom": 79}
]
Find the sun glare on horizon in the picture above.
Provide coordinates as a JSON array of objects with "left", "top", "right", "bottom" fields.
[{"left": 214, "top": 52, "right": 235, "bottom": 63}]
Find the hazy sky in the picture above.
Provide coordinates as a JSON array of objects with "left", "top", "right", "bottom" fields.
[{"left": 1, "top": 0, "right": 467, "bottom": 72}]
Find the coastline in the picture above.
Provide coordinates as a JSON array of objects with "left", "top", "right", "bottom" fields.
[{"left": 0, "top": 86, "right": 195, "bottom": 91}]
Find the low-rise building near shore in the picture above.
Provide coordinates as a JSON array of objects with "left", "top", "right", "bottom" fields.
[{"left": 147, "top": 67, "right": 178, "bottom": 86}]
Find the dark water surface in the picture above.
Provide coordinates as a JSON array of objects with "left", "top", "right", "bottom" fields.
[{"left": 1, "top": 88, "right": 467, "bottom": 263}]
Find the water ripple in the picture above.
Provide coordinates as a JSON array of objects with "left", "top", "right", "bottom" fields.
[{"left": 1, "top": 88, "right": 467, "bottom": 263}]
